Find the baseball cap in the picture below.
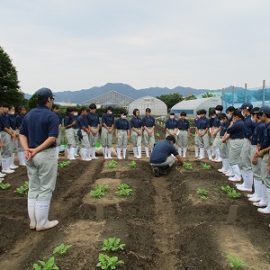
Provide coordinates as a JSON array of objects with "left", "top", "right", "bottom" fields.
[
  {"left": 240, "top": 103, "right": 253, "bottom": 110},
  {"left": 259, "top": 106, "right": 270, "bottom": 115},
  {"left": 36, "top": 88, "right": 54, "bottom": 99}
]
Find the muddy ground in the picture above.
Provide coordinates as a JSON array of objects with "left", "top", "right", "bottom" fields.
[{"left": 1, "top": 153, "right": 270, "bottom": 270}]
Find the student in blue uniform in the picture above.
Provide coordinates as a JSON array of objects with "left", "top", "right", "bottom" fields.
[
  {"left": 0, "top": 104, "right": 6, "bottom": 179},
  {"left": 52, "top": 104, "right": 62, "bottom": 159},
  {"left": 87, "top": 103, "right": 100, "bottom": 159},
  {"left": 150, "top": 135, "right": 183, "bottom": 177},
  {"left": 115, "top": 110, "right": 130, "bottom": 159},
  {"left": 236, "top": 103, "right": 254, "bottom": 192},
  {"left": 176, "top": 112, "right": 190, "bottom": 158},
  {"left": 72, "top": 108, "right": 80, "bottom": 157},
  {"left": 101, "top": 107, "right": 115, "bottom": 159},
  {"left": 194, "top": 111, "right": 200, "bottom": 158},
  {"left": 142, "top": 108, "right": 155, "bottom": 158},
  {"left": 165, "top": 112, "right": 178, "bottom": 138},
  {"left": 195, "top": 109, "right": 211, "bottom": 160},
  {"left": 130, "top": 109, "right": 143, "bottom": 158},
  {"left": 0, "top": 104, "right": 17, "bottom": 173},
  {"left": 222, "top": 110, "right": 245, "bottom": 182},
  {"left": 16, "top": 106, "right": 27, "bottom": 166},
  {"left": 64, "top": 107, "right": 77, "bottom": 160},
  {"left": 252, "top": 106, "right": 270, "bottom": 213},
  {"left": 19, "top": 88, "right": 59, "bottom": 231},
  {"left": 248, "top": 108, "right": 265, "bottom": 203},
  {"left": 77, "top": 107, "right": 91, "bottom": 161}
]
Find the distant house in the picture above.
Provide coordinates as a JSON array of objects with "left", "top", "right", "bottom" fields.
[
  {"left": 128, "top": 96, "right": 167, "bottom": 116},
  {"left": 171, "top": 97, "right": 222, "bottom": 117},
  {"left": 83, "top": 90, "right": 134, "bottom": 109}
]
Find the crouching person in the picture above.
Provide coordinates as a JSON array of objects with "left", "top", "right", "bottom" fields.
[
  {"left": 150, "top": 135, "right": 183, "bottom": 177},
  {"left": 19, "top": 88, "right": 59, "bottom": 231}
]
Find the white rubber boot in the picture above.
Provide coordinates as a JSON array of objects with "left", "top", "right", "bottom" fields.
[
  {"left": 198, "top": 148, "right": 205, "bottom": 160},
  {"left": 224, "top": 163, "right": 234, "bottom": 176},
  {"left": 103, "top": 147, "right": 108, "bottom": 159},
  {"left": 228, "top": 165, "right": 242, "bottom": 182},
  {"left": 0, "top": 171, "right": 6, "bottom": 178},
  {"left": 236, "top": 170, "right": 253, "bottom": 192},
  {"left": 2, "top": 158, "right": 15, "bottom": 174},
  {"left": 195, "top": 146, "right": 199, "bottom": 158},
  {"left": 145, "top": 147, "right": 150, "bottom": 158},
  {"left": 214, "top": 149, "right": 222, "bottom": 162},
  {"left": 28, "top": 198, "right": 36, "bottom": 230},
  {"left": 10, "top": 154, "right": 18, "bottom": 169},
  {"left": 249, "top": 179, "right": 262, "bottom": 202},
  {"left": 178, "top": 148, "right": 182, "bottom": 157},
  {"left": 137, "top": 146, "right": 142, "bottom": 158},
  {"left": 91, "top": 147, "right": 98, "bottom": 159},
  {"left": 107, "top": 148, "right": 112, "bottom": 159},
  {"left": 117, "top": 148, "right": 122, "bottom": 160},
  {"left": 218, "top": 159, "right": 226, "bottom": 173},
  {"left": 66, "top": 148, "right": 70, "bottom": 159},
  {"left": 75, "top": 147, "right": 79, "bottom": 157},
  {"left": 258, "top": 188, "right": 270, "bottom": 214},
  {"left": 182, "top": 147, "right": 187, "bottom": 158},
  {"left": 69, "top": 147, "right": 76, "bottom": 160},
  {"left": 35, "top": 200, "right": 59, "bottom": 231},
  {"left": 133, "top": 147, "right": 138, "bottom": 158},
  {"left": 254, "top": 183, "right": 268, "bottom": 207},
  {"left": 80, "top": 148, "right": 91, "bottom": 161},
  {"left": 122, "top": 148, "right": 127, "bottom": 159},
  {"left": 207, "top": 149, "right": 213, "bottom": 161}
]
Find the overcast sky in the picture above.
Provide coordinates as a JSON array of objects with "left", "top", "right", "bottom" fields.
[{"left": 1, "top": 0, "right": 270, "bottom": 94}]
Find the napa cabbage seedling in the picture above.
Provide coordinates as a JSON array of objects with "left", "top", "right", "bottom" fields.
[
  {"left": 0, "top": 181, "right": 11, "bottom": 190},
  {"left": 201, "top": 163, "right": 211, "bottom": 170},
  {"left": 16, "top": 181, "right": 29, "bottom": 196},
  {"left": 221, "top": 185, "right": 241, "bottom": 199},
  {"left": 226, "top": 254, "right": 246, "bottom": 269},
  {"left": 107, "top": 160, "right": 118, "bottom": 169},
  {"left": 183, "top": 162, "right": 193, "bottom": 170},
  {"left": 53, "top": 243, "right": 72, "bottom": 256},
  {"left": 90, "top": 184, "right": 109, "bottom": 198},
  {"left": 128, "top": 160, "right": 137, "bottom": 169},
  {"left": 33, "top": 256, "right": 59, "bottom": 270},
  {"left": 116, "top": 183, "right": 133, "bottom": 197},
  {"left": 97, "top": 253, "right": 124, "bottom": 270},
  {"left": 196, "top": 188, "right": 208, "bottom": 200},
  {"left": 58, "top": 160, "right": 71, "bottom": 169},
  {"left": 101, "top": 237, "right": 126, "bottom": 252}
]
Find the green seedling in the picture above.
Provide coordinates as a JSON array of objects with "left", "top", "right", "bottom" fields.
[
  {"left": 128, "top": 160, "right": 137, "bottom": 169},
  {"left": 90, "top": 184, "right": 109, "bottom": 198},
  {"left": 155, "top": 132, "right": 161, "bottom": 138},
  {"left": 226, "top": 254, "right": 246, "bottom": 269},
  {"left": 16, "top": 181, "right": 29, "bottom": 196},
  {"left": 201, "top": 163, "right": 211, "bottom": 170},
  {"left": 33, "top": 256, "right": 59, "bottom": 270},
  {"left": 53, "top": 243, "right": 72, "bottom": 256},
  {"left": 116, "top": 183, "right": 133, "bottom": 197},
  {"left": 97, "top": 253, "right": 124, "bottom": 270},
  {"left": 221, "top": 185, "right": 241, "bottom": 199},
  {"left": 58, "top": 160, "right": 71, "bottom": 169},
  {"left": 101, "top": 237, "right": 126, "bottom": 252},
  {"left": 0, "top": 181, "right": 11, "bottom": 190},
  {"left": 183, "top": 162, "right": 193, "bottom": 170},
  {"left": 196, "top": 188, "right": 208, "bottom": 200},
  {"left": 107, "top": 160, "right": 118, "bottom": 169}
]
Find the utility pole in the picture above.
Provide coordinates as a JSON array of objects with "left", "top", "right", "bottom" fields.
[
  {"left": 244, "top": 83, "right": 247, "bottom": 102},
  {"left": 262, "top": 80, "right": 266, "bottom": 106}
]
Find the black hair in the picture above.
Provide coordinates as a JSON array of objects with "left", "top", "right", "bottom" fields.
[
  {"left": 133, "top": 108, "right": 139, "bottom": 116},
  {"left": 120, "top": 109, "right": 127, "bottom": 115},
  {"left": 65, "top": 107, "right": 72, "bottom": 115},
  {"left": 215, "top": 105, "right": 223, "bottom": 111},
  {"left": 251, "top": 107, "right": 261, "bottom": 115},
  {"left": 8, "top": 105, "right": 15, "bottom": 110},
  {"left": 196, "top": 110, "right": 201, "bottom": 115},
  {"left": 146, "top": 108, "right": 151, "bottom": 113},
  {"left": 166, "top": 135, "right": 176, "bottom": 144},
  {"left": 226, "top": 106, "right": 236, "bottom": 113},
  {"left": 18, "top": 105, "right": 26, "bottom": 113},
  {"left": 200, "top": 109, "right": 207, "bottom": 115},
  {"left": 209, "top": 108, "right": 216, "bottom": 117},
  {"left": 89, "top": 103, "right": 97, "bottom": 110},
  {"left": 180, "top": 112, "right": 187, "bottom": 116},
  {"left": 218, "top": 113, "right": 228, "bottom": 120},
  {"left": 2, "top": 103, "right": 9, "bottom": 108},
  {"left": 233, "top": 110, "right": 244, "bottom": 120},
  {"left": 106, "top": 106, "right": 113, "bottom": 112},
  {"left": 79, "top": 107, "right": 87, "bottom": 115}
]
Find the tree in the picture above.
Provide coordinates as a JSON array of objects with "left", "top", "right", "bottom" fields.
[
  {"left": 202, "top": 92, "right": 215, "bottom": 98},
  {"left": 28, "top": 93, "right": 38, "bottom": 109},
  {"left": 157, "top": 93, "right": 184, "bottom": 110},
  {"left": 0, "top": 46, "right": 25, "bottom": 106},
  {"left": 185, "top": 94, "right": 197, "bottom": 101}
]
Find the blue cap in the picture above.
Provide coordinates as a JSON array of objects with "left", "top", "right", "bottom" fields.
[
  {"left": 240, "top": 103, "right": 253, "bottom": 110},
  {"left": 36, "top": 88, "right": 54, "bottom": 99},
  {"left": 259, "top": 106, "right": 270, "bottom": 115}
]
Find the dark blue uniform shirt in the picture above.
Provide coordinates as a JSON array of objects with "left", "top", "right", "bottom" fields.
[
  {"left": 227, "top": 120, "right": 245, "bottom": 139},
  {"left": 87, "top": 113, "right": 100, "bottom": 127},
  {"left": 244, "top": 115, "right": 253, "bottom": 139},
  {"left": 102, "top": 113, "right": 115, "bottom": 127},
  {"left": 209, "top": 117, "right": 215, "bottom": 128},
  {"left": 0, "top": 113, "right": 11, "bottom": 129},
  {"left": 115, "top": 118, "right": 129, "bottom": 130},
  {"left": 196, "top": 117, "right": 209, "bottom": 129},
  {"left": 220, "top": 121, "right": 229, "bottom": 136},
  {"left": 130, "top": 116, "right": 143, "bottom": 128},
  {"left": 150, "top": 139, "right": 178, "bottom": 164},
  {"left": 77, "top": 115, "right": 89, "bottom": 129},
  {"left": 8, "top": 114, "right": 17, "bottom": 130},
  {"left": 165, "top": 119, "right": 178, "bottom": 129},
  {"left": 142, "top": 116, "right": 155, "bottom": 128},
  {"left": 251, "top": 122, "right": 265, "bottom": 146},
  {"left": 177, "top": 119, "right": 190, "bottom": 130},
  {"left": 64, "top": 115, "right": 74, "bottom": 129},
  {"left": 0, "top": 115, "right": 4, "bottom": 132},
  {"left": 16, "top": 115, "right": 25, "bottom": 129},
  {"left": 73, "top": 115, "right": 80, "bottom": 129},
  {"left": 212, "top": 116, "right": 220, "bottom": 128},
  {"left": 20, "top": 106, "right": 59, "bottom": 148},
  {"left": 260, "top": 122, "right": 270, "bottom": 150},
  {"left": 54, "top": 112, "right": 62, "bottom": 126}
]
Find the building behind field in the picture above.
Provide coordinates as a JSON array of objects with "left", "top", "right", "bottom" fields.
[
  {"left": 171, "top": 97, "right": 222, "bottom": 116},
  {"left": 83, "top": 90, "right": 134, "bottom": 109},
  {"left": 128, "top": 96, "right": 168, "bottom": 116}
]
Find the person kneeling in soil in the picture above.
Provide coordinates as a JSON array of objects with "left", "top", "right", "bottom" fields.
[{"left": 150, "top": 135, "right": 183, "bottom": 177}]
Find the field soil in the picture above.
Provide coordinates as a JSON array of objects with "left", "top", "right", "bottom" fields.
[{"left": 1, "top": 153, "right": 270, "bottom": 270}]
